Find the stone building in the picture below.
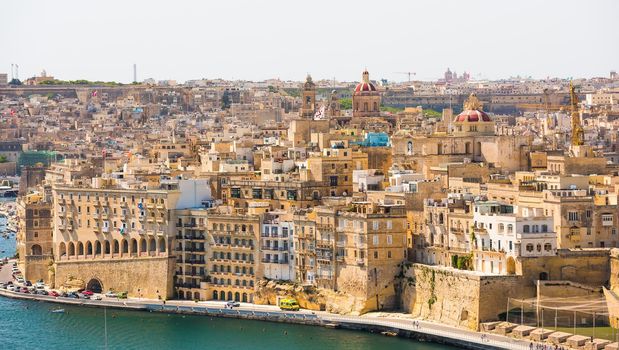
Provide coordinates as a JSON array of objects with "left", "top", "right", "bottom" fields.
[{"left": 16, "top": 188, "right": 54, "bottom": 284}]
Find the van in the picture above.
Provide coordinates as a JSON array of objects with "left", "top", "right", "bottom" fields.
[{"left": 279, "top": 298, "right": 300, "bottom": 311}]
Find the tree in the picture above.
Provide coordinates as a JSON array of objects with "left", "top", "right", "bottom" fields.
[
  {"left": 0, "top": 155, "right": 7, "bottom": 163},
  {"left": 9, "top": 78, "right": 22, "bottom": 85},
  {"left": 339, "top": 98, "right": 352, "bottom": 110}
]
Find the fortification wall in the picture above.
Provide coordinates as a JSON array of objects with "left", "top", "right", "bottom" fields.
[
  {"left": 401, "top": 264, "right": 534, "bottom": 330},
  {"left": 54, "top": 256, "right": 175, "bottom": 299}
]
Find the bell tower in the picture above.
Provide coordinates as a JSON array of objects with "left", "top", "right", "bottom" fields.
[{"left": 300, "top": 74, "right": 316, "bottom": 118}]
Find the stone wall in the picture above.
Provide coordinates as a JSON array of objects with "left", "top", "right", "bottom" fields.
[
  {"left": 519, "top": 249, "right": 610, "bottom": 287},
  {"left": 54, "top": 256, "right": 175, "bottom": 299},
  {"left": 22, "top": 255, "right": 53, "bottom": 284},
  {"left": 401, "top": 264, "right": 534, "bottom": 330}
]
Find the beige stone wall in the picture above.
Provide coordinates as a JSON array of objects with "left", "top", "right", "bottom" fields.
[
  {"left": 23, "top": 256, "right": 53, "bottom": 284},
  {"left": 519, "top": 250, "right": 610, "bottom": 286},
  {"left": 402, "top": 264, "right": 533, "bottom": 330},
  {"left": 54, "top": 256, "right": 175, "bottom": 299}
]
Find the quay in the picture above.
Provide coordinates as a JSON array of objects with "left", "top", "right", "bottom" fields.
[{"left": 0, "top": 287, "right": 529, "bottom": 350}]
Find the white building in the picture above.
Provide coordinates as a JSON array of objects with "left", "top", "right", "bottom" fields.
[
  {"left": 260, "top": 213, "right": 295, "bottom": 281},
  {"left": 473, "top": 201, "right": 556, "bottom": 275}
]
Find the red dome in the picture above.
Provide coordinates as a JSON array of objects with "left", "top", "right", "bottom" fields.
[
  {"left": 455, "top": 109, "right": 490, "bottom": 122},
  {"left": 354, "top": 82, "right": 376, "bottom": 92}
]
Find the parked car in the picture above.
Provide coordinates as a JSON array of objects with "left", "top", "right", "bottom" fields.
[
  {"left": 91, "top": 295, "right": 102, "bottom": 300},
  {"left": 7, "top": 285, "right": 15, "bottom": 292},
  {"left": 66, "top": 292, "right": 79, "bottom": 299},
  {"left": 0, "top": 283, "right": 7, "bottom": 289},
  {"left": 226, "top": 300, "right": 240, "bottom": 308},
  {"left": 36, "top": 290, "right": 48, "bottom": 295},
  {"left": 104, "top": 291, "right": 116, "bottom": 298},
  {"left": 48, "top": 291, "right": 60, "bottom": 297},
  {"left": 19, "top": 287, "right": 29, "bottom": 293},
  {"left": 25, "top": 281, "right": 32, "bottom": 287},
  {"left": 77, "top": 293, "right": 90, "bottom": 299},
  {"left": 81, "top": 290, "right": 94, "bottom": 296}
]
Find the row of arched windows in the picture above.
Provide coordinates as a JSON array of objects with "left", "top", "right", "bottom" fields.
[{"left": 58, "top": 237, "right": 167, "bottom": 259}]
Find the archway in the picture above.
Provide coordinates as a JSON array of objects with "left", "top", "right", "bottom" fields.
[
  {"left": 87, "top": 278, "right": 103, "bottom": 293},
  {"left": 140, "top": 239, "right": 147, "bottom": 253},
  {"left": 219, "top": 291, "right": 225, "bottom": 300},
  {"left": 122, "top": 239, "right": 129, "bottom": 254},
  {"left": 234, "top": 292, "right": 240, "bottom": 302},
  {"left": 242, "top": 293, "right": 247, "bottom": 302},
  {"left": 68, "top": 242, "right": 75, "bottom": 256},
  {"left": 131, "top": 239, "right": 138, "bottom": 254},
  {"left": 149, "top": 238, "right": 156, "bottom": 253},
  {"left": 158, "top": 238, "right": 166, "bottom": 253},
  {"left": 95, "top": 241, "right": 102, "bottom": 255},
  {"left": 213, "top": 291, "right": 218, "bottom": 300},
  {"left": 178, "top": 290, "right": 185, "bottom": 299},
  {"left": 113, "top": 240, "right": 119, "bottom": 254},
  {"left": 506, "top": 257, "right": 516, "bottom": 275},
  {"left": 78, "top": 242, "right": 84, "bottom": 255},
  {"left": 227, "top": 291, "right": 233, "bottom": 301},
  {"left": 86, "top": 241, "right": 93, "bottom": 255},
  {"left": 104, "top": 241, "right": 111, "bottom": 254},
  {"left": 31, "top": 244, "right": 42, "bottom": 256},
  {"left": 58, "top": 243, "right": 66, "bottom": 257},
  {"left": 194, "top": 292, "right": 200, "bottom": 300}
]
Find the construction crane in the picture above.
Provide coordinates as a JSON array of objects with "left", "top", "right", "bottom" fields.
[{"left": 395, "top": 72, "right": 416, "bottom": 82}]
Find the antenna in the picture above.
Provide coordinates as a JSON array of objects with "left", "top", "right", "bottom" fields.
[
  {"left": 133, "top": 64, "right": 137, "bottom": 83},
  {"left": 10, "top": 64, "right": 13, "bottom": 80},
  {"left": 15, "top": 64, "right": 19, "bottom": 80}
]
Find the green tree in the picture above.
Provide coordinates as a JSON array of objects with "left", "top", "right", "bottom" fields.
[
  {"left": 339, "top": 98, "right": 352, "bottom": 110},
  {"left": 0, "top": 155, "right": 7, "bottom": 163}
]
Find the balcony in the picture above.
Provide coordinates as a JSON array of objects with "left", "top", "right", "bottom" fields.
[{"left": 356, "top": 259, "right": 365, "bottom": 266}]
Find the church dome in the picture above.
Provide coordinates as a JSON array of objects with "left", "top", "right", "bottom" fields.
[
  {"left": 455, "top": 109, "right": 490, "bottom": 122},
  {"left": 454, "top": 93, "right": 491, "bottom": 122},
  {"left": 354, "top": 70, "right": 377, "bottom": 93}
]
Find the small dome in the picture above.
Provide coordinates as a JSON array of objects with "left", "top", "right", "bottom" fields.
[
  {"left": 354, "top": 69, "right": 377, "bottom": 93},
  {"left": 455, "top": 109, "right": 490, "bottom": 122},
  {"left": 454, "top": 93, "right": 490, "bottom": 122}
]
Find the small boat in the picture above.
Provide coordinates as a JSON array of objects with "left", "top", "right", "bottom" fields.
[{"left": 51, "top": 309, "right": 65, "bottom": 314}]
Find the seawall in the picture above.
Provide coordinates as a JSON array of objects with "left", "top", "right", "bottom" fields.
[{"left": 0, "top": 288, "right": 521, "bottom": 350}]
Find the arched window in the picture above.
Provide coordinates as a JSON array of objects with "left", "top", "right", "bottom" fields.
[
  {"left": 526, "top": 244, "right": 534, "bottom": 252},
  {"left": 213, "top": 291, "right": 218, "bottom": 300},
  {"left": 95, "top": 241, "right": 102, "bottom": 255},
  {"left": 87, "top": 241, "right": 93, "bottom": 255},
  {"left": 158, "top": 238, "right": 166, "bottom": 253},
  {"left": 544, "top": 243, "right": 552, "bottom": 251},
  {"left": 78, "top": 242, "right": 84, "bottom": 255},
  {"left": 57, "top": 243, "right": 66, "bottom": 257},
  {"left": 541, "top": 225, "right": 548, "bottom": 232},
  {"left": 373, "top": 102, "right": 377, "bottom": 112},
  {"left": 149, "top": 238, "right": 156, "bottom": 252},
  {"left": 131, "top": 239, "right": 138, "bottom": 254},
  {"left": 122, "top": 240, "right": 129, "bottom": 254},
  {"left": 113, "top": 240, "right": 120, "bottom": 254},
  {"left": 140, "top": 239, "right": 147, "bottom": 253},
  {"left": 68, "top": 242, "right": 75, "bottom": 256}
]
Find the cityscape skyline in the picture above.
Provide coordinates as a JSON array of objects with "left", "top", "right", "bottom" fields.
[{"left": 2, "top": 0, "right": 618, "bottom": 83}]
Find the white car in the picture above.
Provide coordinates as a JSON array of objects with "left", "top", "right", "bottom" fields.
[
  {"left": 104, "top": 291, "right": 116, "bottom": 298},
  {"left": 7, "top": 285, "right": 15, "bottom": 292},
  {"left": 91, "top": 295, "right": 102, "bottom": 300}
]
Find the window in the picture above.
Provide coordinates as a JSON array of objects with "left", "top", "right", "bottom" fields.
[
  {"left": 387, "top": 235, "right": 392, "bottom": 245},
  {"left": 568, "top": 211, "right": 579, "bottom": 221},
  {"left": 526, "top": 244, "right": 534, "bottom": 252},
  {"left": 523, "top": 225, "right": 530, "bottom": 233},
  {"left": 373, "top": 221, "right": 379, "bottom": 230},
  {"left": 544, "top": 243, "right": 552, "bottom": 251},
  {"left": 602, "top": 214, "right": 614, "bottom": 226},
  {"left": 373, "top": 235, "right": 378, "bottom": 245},
  {"left": 373, "top": 251, "right": 378, "bottom": 259},
  {"left": 386, "top": 221, "right": 392, "bottom": 230}
]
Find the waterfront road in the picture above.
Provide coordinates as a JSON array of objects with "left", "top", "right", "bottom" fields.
[{"left": 0, "top": 262, "right": 531, "bottom": 350}]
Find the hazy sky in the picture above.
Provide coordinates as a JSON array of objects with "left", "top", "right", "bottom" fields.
[{"left": 2, "top": 0, "right": 618, "bottom": 83}]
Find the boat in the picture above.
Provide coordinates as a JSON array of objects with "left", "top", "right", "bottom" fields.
[{"left": 51, "top": 309, "right": 65, "bottom": 314}]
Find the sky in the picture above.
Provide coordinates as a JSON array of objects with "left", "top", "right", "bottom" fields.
[{"left": 1, "top": 0, "right": 618, "bottom": 83}]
